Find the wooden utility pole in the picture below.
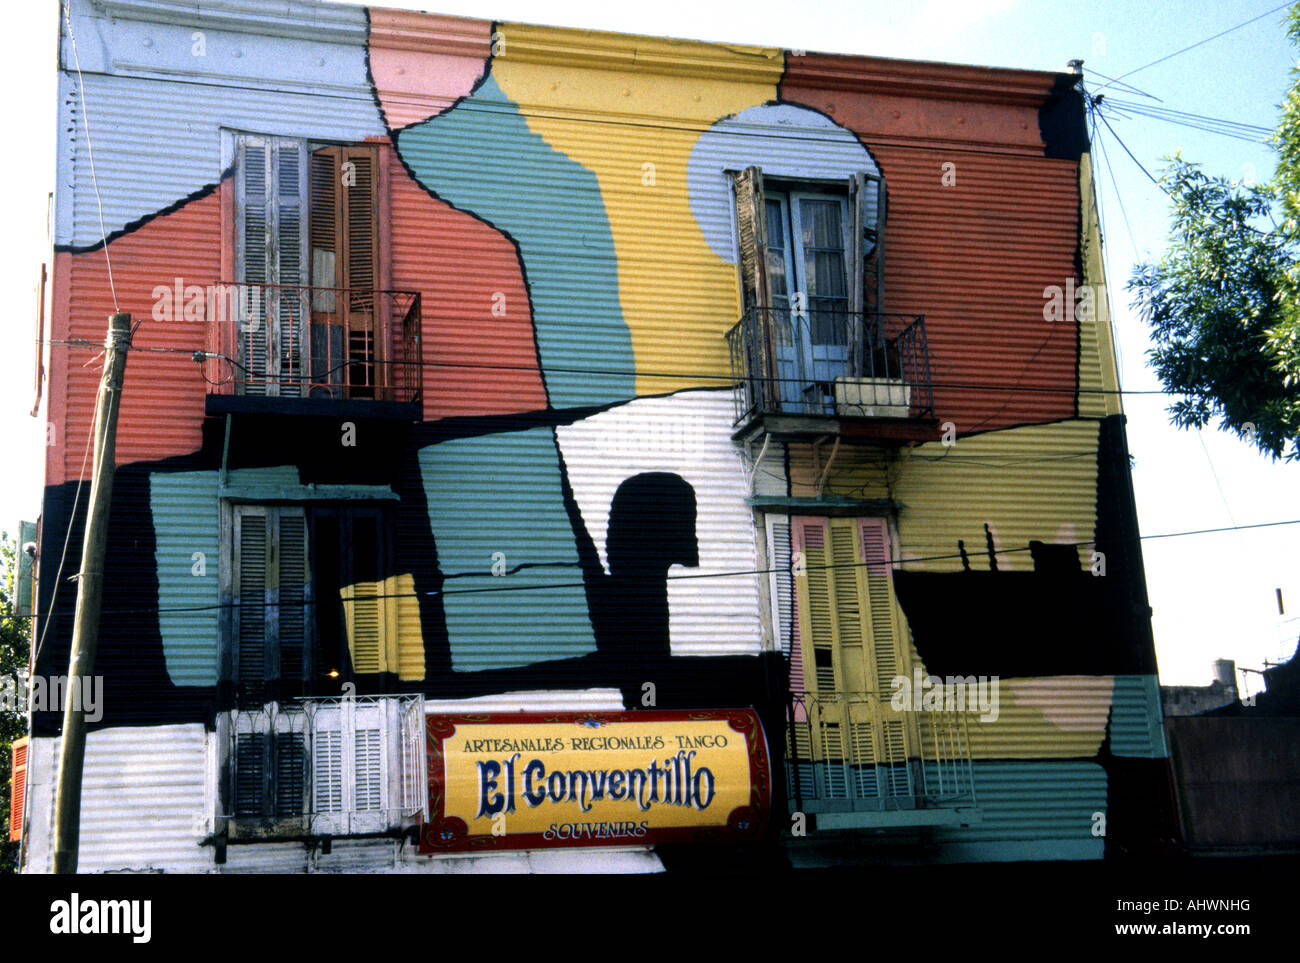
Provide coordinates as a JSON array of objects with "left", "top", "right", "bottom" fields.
[{"left": 52, "top": 311, "right": 131, "bottom": 874}]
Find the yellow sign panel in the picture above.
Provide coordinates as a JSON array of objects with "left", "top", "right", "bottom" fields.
[{"left": 420, "top": 710, "right": 771, "bottom": 852}]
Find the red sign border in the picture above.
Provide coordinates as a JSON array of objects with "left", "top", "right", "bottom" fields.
[{"left": 418, "top": 708, "right": 772, "bottom": 854}]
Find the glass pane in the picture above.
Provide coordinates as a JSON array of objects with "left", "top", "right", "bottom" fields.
[{"left": 764, "top": 199, "right": 789, "bottom": 299}]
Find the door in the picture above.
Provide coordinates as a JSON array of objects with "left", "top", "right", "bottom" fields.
[{"left": 766, "top": 191, "right": 851, "bottom": 414}]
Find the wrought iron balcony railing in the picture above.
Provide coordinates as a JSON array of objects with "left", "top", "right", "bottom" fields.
[
  {"left": 222, "top": 694, "right": 426, "bottom": 839},
  {"left": 726, "top": 307, "right": 933, "bottom": 427},
  {"left": 203, "top": 283, "right": 421, "bottom": 404},
  {"left": 785, "top": 691, "right": 976, "bottom": 818}
]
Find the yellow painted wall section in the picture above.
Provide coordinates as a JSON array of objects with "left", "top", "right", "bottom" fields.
[
  {"left": 897, "top": 420, "right": 1100, "bottom": 572},
  {"left": 491, "top": 24, "right": 784, "bottom": 397},
  {"left": 1077, "top": 151, "right": 1124, "bottom": 420},
  {"left": 393, "top": 573, "right": 425, "bottom": 682}
]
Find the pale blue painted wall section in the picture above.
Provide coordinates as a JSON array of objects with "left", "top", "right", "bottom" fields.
[
  {"left": 418, "top": 427, "right": 598, "bottom": 672},
  {"left": 58, "top": 0, "right": 382, "bottom": 249}
]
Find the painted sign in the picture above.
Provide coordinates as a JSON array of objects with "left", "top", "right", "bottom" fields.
[{"left": 419, "top": 709, "right": 771, "bottom": 853}]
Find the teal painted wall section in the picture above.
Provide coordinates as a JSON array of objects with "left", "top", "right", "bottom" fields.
[
  {"left": 395, "top": 74, "right": 635, "bottom": 409},
  {"left": 418, "top": 427, "right": 598, "bottom": 671},
  {"left": 150, "top": 470, "right": 221, "bottom": 686},
  {"left": 1109, "top": 675, "right": 1168, "bottom": 758},
  {"left": 930, "top": 760, "right": 1108, "bottom": 861}
]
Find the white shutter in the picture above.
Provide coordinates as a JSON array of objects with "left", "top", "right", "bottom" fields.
[{"left": 236, "top": 135, "right": 308, "bottom": 396}]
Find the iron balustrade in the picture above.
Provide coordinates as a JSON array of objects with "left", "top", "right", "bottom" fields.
[
  {"left": 784, "top": 690, "right": 976, "bottom": 815},
  {"left": 726, "top": 307, "right": 933, "bottom": 426},
  {"left": 202, "top": 282, "right": 421, "bottom": 403},
  {"left": 222, "top": 694, "right": 426, "bottom": 838}
]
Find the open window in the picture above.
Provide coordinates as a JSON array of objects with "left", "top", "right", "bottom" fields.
[
  {"left": 727, "top": 166, "right": 930, "bottom": 430},
  {"left": 233, "top": 136, "right": 387, "bottom": 400},
  {"left": 230, "top": 503, "right": 394, "bottom": 704}
]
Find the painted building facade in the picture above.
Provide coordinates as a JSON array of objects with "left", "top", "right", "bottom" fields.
[{"left": 16, "top": 0, "right": 1174, "bottom": 872}]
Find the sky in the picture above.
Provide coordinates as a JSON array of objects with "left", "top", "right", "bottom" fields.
[{"left": 2, "top": 0, "right": 1297, "bottom": 688}]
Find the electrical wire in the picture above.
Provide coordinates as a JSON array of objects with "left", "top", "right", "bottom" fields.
[
  {"left": 35, "top": 515, "right": 1300, "bottom": 619},
  {"left": 44, "top": 336, "right": 1189, "bottom": 397},
  {"left": 1095, "top": 2, "right": 1293, "bottom": 89},
  {"left": 62, "top": 3, "right": 118, "bottom": 313}
]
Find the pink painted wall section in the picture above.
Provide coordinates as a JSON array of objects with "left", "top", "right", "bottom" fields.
[
  {"left": 386, "top": 147, "right": 549, "bottom": 419},
  {"left": 367, "top": 9, "right": 492, "bottom": 131},
  {"left": 49, "top": 192, "right": 221, "bottom": 486}
]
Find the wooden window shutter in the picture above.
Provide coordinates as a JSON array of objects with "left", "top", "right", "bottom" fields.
[
  {"left": 233, "top": 731, "right": 267, "bottom": 817},
  {"left": 858, "top": 517, "right": 909, "bottom": 776},
  {"left": 276, "top": 510, "right": 311, "bottom": 695},
  {"left": 236, "top": 137, "right": 308, "bottom": 395},
  {"left": 234, "top": 506, "right": 311, "bottom": 700},
  {"left": 8, "top": 737, "right": 27, "bottom": 843},
  {"left": 237, "top": 139, "right": 271, "bottom": 392},
  {"left": 863, "top": 173, "right": 886, "bottom": 315},
  {"left": 274, "top": 732, "right": 307, "bottom": 817},
  {"left": 234, "top": 507, "right": 270, "bottom": 699},
  {"left": 733, "top": 166, "right": 770, "bottom": 314}
]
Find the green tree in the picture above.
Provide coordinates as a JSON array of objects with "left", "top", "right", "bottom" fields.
[
  {"left": 1129, "top": 7, "right": 1300, "bottom": 461},
  {"left": 0, "top": 532, "right": 31, "bottom": 873}
]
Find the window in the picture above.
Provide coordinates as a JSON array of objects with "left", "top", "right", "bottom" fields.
[
  {"left": 732, "top": 167, "right": 887, "bottom": 416},
  {"left": 234, "top": 136, "right": 384, "bottom": 399},
  {"left": 785, "top": 516, "right": 916, "bottom": 805},
  {"left": 227, "top": 695, "right": 426, "bottom": 834},
  {"left": 230, "top": 504, "right": 394, "bottom": 704}
]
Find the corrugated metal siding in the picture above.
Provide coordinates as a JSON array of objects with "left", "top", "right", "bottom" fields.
[
  {"left": 1077, "top": 152, "right": 1124, "bottom": 420},
  {"left": 150, "top": 471, "right": 222, "bottom": 686},
  {"left": 920, "top": 676, "right": 1111, "bottom": 760},
  {"left": 367, "top": 10, "right": 491, "bottom": 130},
  {"left": 425, "top": 689, "right": 628, "bottom": 712},
  {"left": 1109, "top": 675, "right": 1168, "bottom": 757},
  {"left": 24, "top": 727, "right": 213, "bottom": 874},
  {"left": 416, "top": 426, "right": 599, "bottom": 672},
  {"left": 555, "top": 391, "right": 762, "bottom": 657},
  {"left": 779, "top": 60, "right": 1083, "bottom": 435},
  {"left": 386, "top": 144, "right": 549, "bottom": 420},
  {"left": 930, "top": 760, "right": 1106, "bottom": 861},
  {"left": 796, "top": 420, "right": 1101, "bottom": 572},
  {"left": 59, "top": 0, "right": 380, "bottom": 248},
  {"left": 54, "top": 194, "right": 220, "bottom": 487}
]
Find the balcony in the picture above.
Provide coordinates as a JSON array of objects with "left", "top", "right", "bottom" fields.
[
  {"left": 221, "top": 694, "right": 427, "bottom": 841},
  {"left": 726, "top": 308, "right": 938, "bottom": 445},
  {"left": 785, "top": 691, "right": 979, "bottom": 831},
  {"left": 203, "top": 282, "right": 422, "bottom": 419}
]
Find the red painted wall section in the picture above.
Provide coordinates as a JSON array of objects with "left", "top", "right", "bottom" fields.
[
  {"left": 386, "top": 146, "right": 549, "bottom": 419},
  {"left": 782, "top": 57, "right": 1081, "bottom": 434},
  {"left": 367, "top": 9, "right": 492, "bottom": 132},
  {"left": 48, "top": 191, "right": 221, "bottom": 487}
]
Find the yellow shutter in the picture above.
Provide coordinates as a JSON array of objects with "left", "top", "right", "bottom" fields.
[{"left": 792, "top": 516, "right": 914, "bottom": 797}]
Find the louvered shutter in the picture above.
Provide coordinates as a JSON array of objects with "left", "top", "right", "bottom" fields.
[
  {"left": 276, "top": 510, "right": 310, "bottom": 696},
  {"left": 236, "top": 136, "right": 308, "bottom": 396},
  {"left": 8, "top": 737, "right": 27, "bottom": 843},
  {"left": 309, "top": 145, "right": 381, "bottom": 400},
  {"left": 273, "top": 732, "right": 307, "bottom": 818},
  {"left": 238, "top": 139, "right": 271, "bottom": 393},
  {"left": 848, "top": 172, "right": 866, "bottom": 374},
  {"left": 235, "top": 508, "right": 270, "bottom": 700},
  {"left": 734, "top": 166, "right": 770, "bottom": 314},
  {"left": 235, "top": 506, "right": 311, "bottom": 700},
  {"left": 863, "top": 173, "right": 885, "bottom": 315},
  {"left": 793, "top": 516, "right": 913, "bottom": 803},
  {"left": 858, "top": 518, "right": 910, "bottom": 796},
  {"left": 234, "top": 731, "right": 267, "bottom": 817}
]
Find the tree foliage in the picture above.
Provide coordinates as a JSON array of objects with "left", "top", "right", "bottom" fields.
[
  {"left": 1129, "top": 6, "right": 1300, "bottom": 461},
  {"left": 0, "top": 533, "right": 31, "bottom": 873}
]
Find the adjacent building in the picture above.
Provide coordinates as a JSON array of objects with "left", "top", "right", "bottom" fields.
[{"left": 14, "top": 0, "right": 1174, "bottom": 872}]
